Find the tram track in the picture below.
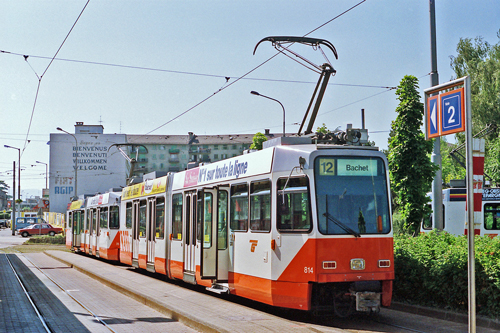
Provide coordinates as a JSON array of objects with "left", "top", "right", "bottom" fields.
[
  {"left": 1, "top": 250, "right": 115, "bottom": 333},
  {"left": 4, "top": 252, "right": 52, "bottom": 333}
]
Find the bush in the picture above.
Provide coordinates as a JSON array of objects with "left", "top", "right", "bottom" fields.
[
  {"left": 26, "top": 234, "right": 66, "bottom": 245},
  {"left": 394, "top": 231, "right": 500, "bottom": 319}
]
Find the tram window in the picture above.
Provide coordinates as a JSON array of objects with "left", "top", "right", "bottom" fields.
[
  {"left": 230, "top": 183, "right": 248, "bottom": 232},
  {"left": 90, "top": 209, "right": 97, "bottom": 233},
  {"left": 85, "top": 209, "right": 91, "bottom": 234},
  {"left": 92, "top": 210, "right": 97, "bottom": 234},
  {"left": 203, "top": 192, "right": 213, "bottom": 248},
  {"left": 68, "top": 212, "right": 73, "bottom": 229},
  {"left": 139, "top": 200, "right": 147, "bottom": 238},
  {"left": 100, "top": 207, "right": 109, "bottom": 229},
  {"left": 172, "top": 194, "right": 183, "bottom": 240},
  {"left": 156, "top": 197, "right": 165, "bottom": 239},
  {"left": 484, "top": 203, "right": 500, "bottom": 230},
  {"left": 277, "top": 177, "right": 312, "bottom": 233},
  {"left": 250, "top": 180, "right": 271, "bottom": 232},
  {"left": 74, "top": 211, "right": 80, "bottom": 234},
  {"left": 126, "top": 202, "right": 132, "bottom": 229},
  {"left": 196, "top": 195, "right": 202, "bottom": 242},
  {"left": 218, "top": 190, "right": 228, "bottom": 250},
  {"left": 109, "top": 206, "right": 119, "bottom": 229}
]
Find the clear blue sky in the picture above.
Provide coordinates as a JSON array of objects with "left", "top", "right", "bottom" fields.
[{"left": 1, "top": 0, "right": 499, "bottom": 198}]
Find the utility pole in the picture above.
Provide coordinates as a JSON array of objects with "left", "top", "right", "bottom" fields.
[
  {"left": 11, "top": 161, "right": 16, "bottom": 236},
  {"left": 429, "top": 0, "right": 443, "bottom": 231}
]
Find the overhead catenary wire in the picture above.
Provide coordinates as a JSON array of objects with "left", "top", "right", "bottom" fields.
[
  {"left": 20, "top": 0, "right": 90, "bottom": 157},
  {"left": 0, "top": 50, "right": 394, "bottom": 90},
  {"left": 146, "top": 0, "right": 368, "bottom": 134}
]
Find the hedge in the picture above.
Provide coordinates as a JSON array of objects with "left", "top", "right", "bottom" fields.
[
  {"left": 26, "top": 234, "right": 66, "bottom": 245},
  {"left": 394, "top": 231, "right": 500, "bottom": 319}
]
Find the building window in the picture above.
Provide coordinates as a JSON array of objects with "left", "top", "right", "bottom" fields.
[
  {"left": 214, "top": 145, "right": 219, "bottom": 150},
  {"left": 152, "top": 154, "right": 157, "bottom": 160},
  {"left": 222, "top": 144, "right": 228, "bottom": 150},
  {"left": 232, "top": 144, "right": 237, "bottom": 150},
  {"left": 159, "top": 154, "right": 165, "bottom": 160},
  {"left": 213, "top": 154, "right": 218, "bottom": 160}
]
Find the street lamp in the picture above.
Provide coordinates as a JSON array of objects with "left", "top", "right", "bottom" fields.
[
  {"left": 36, "top": 161, "right": 48, "bottom": 189},
  {"left": 56, "top": 127, "right": 78, "bottom": 201},
  {"left": 4, "top": 145, "right": 20, "bottom": 201},
  {"left": 250, "top": 91, "right": 286, "bottom": 137}
]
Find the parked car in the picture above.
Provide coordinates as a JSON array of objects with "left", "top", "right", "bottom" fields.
[
  {"left": 0, "top": 219, "right": 7, "bottom": 228},
  {"left": 18, "top": 223, "right": 63, "bottom": 237},
  {"left": 15, "top": 217, "right": 46, "bottom": 231}
]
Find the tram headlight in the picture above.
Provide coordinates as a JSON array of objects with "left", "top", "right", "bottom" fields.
[{"left": 350, "top": 258, "right": 365, "bottom": 270}]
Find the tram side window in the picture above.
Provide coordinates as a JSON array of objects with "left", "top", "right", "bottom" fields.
[
  {"left": 68, "top": 212, "right": 73, "bottom": 229},
  {"left": 230, "top": 183, "right": 248, "bottom": 232},
  {"left": 139, "top": 200, "right": 147, "bottom": 237},
  {"left": 74, "top": 211, "right": 81, "bottom": 234},
  {"left": 156, "top": 197, "right": 165, "bottom": 239},
  {"left": 92, "top": 209, "right": 97, "bottom": 234},
  {"left": 484, "top": 203, "right": 500, "bottom": 230},
  {"left": 277, "top": 177, "right": 312, "bottom": 232},
  {"left": 218, "top": 190, "right": 228, "bottom": 250},
  {"left": 203, "top": 193, "right": 213, "bottom": 248},
  {"left": 110, "top": 206, "right": 119, "bottom": 229},
  {"left": 250, "top": 180, "right": 271, "bottom": 232},
  {"left": 85, "top": 209, "right": 90, "bottom": 233},
  {"left": 126, "top": 202, "right": 132, "bottom": 229},
  {"left": 172, "top": 194, "right": 183, "bottom": 240},
  {"left": 100, "top": 207, "right": 108, "bottom": 229}
]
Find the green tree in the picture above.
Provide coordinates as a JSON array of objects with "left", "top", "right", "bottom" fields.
[
  {"left": 250, "top": 132, "right": 268, "bottom": 150},
  {"left": 449, "top": 31, "right": 500, "bottom": 184},
  {"left": 440, "top": 137, "right": 466, "bottom": 184},
  {"left": 388, "top": 75, "right": 438, "bottom": 236}
]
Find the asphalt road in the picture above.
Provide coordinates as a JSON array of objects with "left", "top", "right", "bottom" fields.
[{"left": 0, "top": 226, "right": 29, "bottom": 249}]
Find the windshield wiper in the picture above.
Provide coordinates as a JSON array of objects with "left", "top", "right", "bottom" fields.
[{"left": 323, "top": 212, "right": 361, "bottom": 238}]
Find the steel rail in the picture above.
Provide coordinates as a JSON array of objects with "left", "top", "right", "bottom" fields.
[{"left": 5, "top": 254, "right": 52, "bottom": 333}]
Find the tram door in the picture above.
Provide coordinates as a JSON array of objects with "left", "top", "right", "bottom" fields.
[
  {"left": 93, "top": 208, "right": 100, "bottom": 256},
  {"left": 216, "top": 187, "right": 229, "bottom": 281},
  {"left": 91, "top": 209, "right": 98, "bottom": 255},
  {"left": 183, "top": 191, "right": 197, "bottom": 283},
  {"left": 132, "top": 200, "right": 140, "bottom": 267},
  {"left": 146, "top": 198, "right": 156, "bottom": 271},
  {"left": 71, "top": 211, "right": 82, "bottom": 249},
  {"left": 201, "top": 189, "right": 218, "bottom": 279},
  {"left": 86, "top": 209, "right": 92, "bottom": 254}
]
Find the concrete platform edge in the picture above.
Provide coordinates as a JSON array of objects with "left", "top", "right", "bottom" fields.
[
  {"left": 390, "top": 302, "right": 500, "bottom": 330},
  {"left": 44, "top": 251, "right": 225, "bottom": 333}
]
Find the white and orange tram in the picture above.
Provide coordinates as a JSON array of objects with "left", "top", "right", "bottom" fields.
[
  {"left": 83, "top": 191, "right": 122, "bottom": 260},
  {"left": 67, "top": 136, "right": 393, "bottom": 316},
  {"left": 66, "top": 191, "right": 122, "bottom": 261}
]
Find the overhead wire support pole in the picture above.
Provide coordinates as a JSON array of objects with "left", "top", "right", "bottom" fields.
[{"left": 429, "top": 0, "right": 443, "bottom": 232}]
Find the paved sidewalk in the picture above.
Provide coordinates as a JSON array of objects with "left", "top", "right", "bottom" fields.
[{"left": 45, "top": 250, "right": 345, "bottom": 333}]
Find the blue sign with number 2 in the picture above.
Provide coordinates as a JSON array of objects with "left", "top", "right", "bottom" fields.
[{"left": 441, "top": 89, "right": 463, "bottom": 135}]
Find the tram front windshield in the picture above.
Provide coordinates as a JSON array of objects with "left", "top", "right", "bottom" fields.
[{"left": 315, "top": 156, "right": 390, "bottom": 235}]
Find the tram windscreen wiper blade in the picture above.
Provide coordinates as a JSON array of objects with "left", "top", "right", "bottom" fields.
[{"left": 323, "top": 212, "right": 361, "bottom": 238}]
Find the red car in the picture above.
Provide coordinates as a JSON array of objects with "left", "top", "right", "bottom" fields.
[{"left": 19, "top": 223, "right": 63, "bottom": 237}]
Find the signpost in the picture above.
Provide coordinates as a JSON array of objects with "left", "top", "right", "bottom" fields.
[{"left": 424, "top": 76, "right": 475, "bottom": 332}]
